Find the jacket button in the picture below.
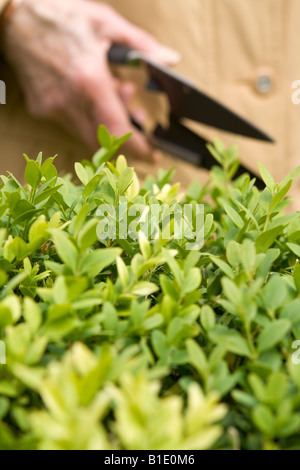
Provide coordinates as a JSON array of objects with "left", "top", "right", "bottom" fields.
[{"left": 254, "top": 70, "right": 273, "bottom": 95}]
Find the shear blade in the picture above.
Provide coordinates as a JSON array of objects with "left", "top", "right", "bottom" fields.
[
  {"left": 145, "top": 62, "right": 274, "bottom": 143},
  {"left": 150, "top": 117, "right": 265, "bottom": 189}
]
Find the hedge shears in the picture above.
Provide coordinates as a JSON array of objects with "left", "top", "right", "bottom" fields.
[{"left": 108, "top": 44, "right": 274, "bottom": 188}]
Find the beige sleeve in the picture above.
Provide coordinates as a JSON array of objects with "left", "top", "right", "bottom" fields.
[{"left": 0, "top": 0, "right": 10, "bottom": 14}]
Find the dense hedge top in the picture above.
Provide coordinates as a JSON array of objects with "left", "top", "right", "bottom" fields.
[{"left": 0, "top": 127, "right": 300, "bottom": 450}]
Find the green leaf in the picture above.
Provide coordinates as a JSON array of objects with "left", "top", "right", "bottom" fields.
[
  {"left": 224, "top": 204, "right": 244, "bottom": 229},
  {"left": 258, "top": 162, "right": 275, "bottom": 192},
  {"left": 293, "top": 264, "right": 300, "bottom": 294},
  {"left": 83, "top": 175, "right": 101, "bottom": 200},
  {"left": 51, "top": 230, "right": 78, "bottom": 272},
  {"left": 160, "top": 275, "right": 179, "bottom": 300},
  {"left": 74, "top": 162, "right": 89, "bottom": 186},
  {"left": 41, "top": 156, "right": 56, "bottom": 177},
  {"left": 182, "top": 268, "right": 201, "bottom": 295},
  {"left": 262, "top": 275, "right": 287, "bottom": 311},
  {"left": 209, "top": 256, "right": 235, "bottom": 280},
  {"left": 241, "top": 239, "right": 256, "bottom": 276},
  {"left": 252, "top": 405, "right": 276, "bottom": 435},
  {"left": 104, "top": 168, "right": 117, "bottom": 192},
  {"left": 186, "top": 339, "right": 208, "bottom": 378},
  {"left": 24, "top": 156, "right": 41, "bottom": 190},
  {"left": 221, "top": 277, "right": 242, "bottom": 305},
  {"left": 162, "top": 249, "right": 182, "bottom": 284},
  {"left": 116, "top": 256, "right": 129, "bottom": 287},
  {"left": 209, "top": 326, "right": 252, "bottom": 357},
  {"left": 23, "top": 298, "right": 42, "bottom": 333},
  {"left": 70, "top": 204, "right": 88, "bottom": 236},
  {"left": 204, "top": 214, "right": 214, "bottom": 238},
  {"left": 255, "top": 226, "right": 283, "bottom": 253},
  {"left": 226, "top": 241, "right": 242, "bottom": 268},
  {"left": 103, "top": 302, "right": 118, "bottom": 332},
  {"left": 280, "top": 299, "right": 300, "bottom": 324},
  {"left": 200, "top": 305, "right": 216, "bottom": 331},
  {"left": 118, "top": 168, "right": 134, "bottom": 194},
  {"left": 80, "top": 248, "right": 121, "bottom": 277},
  {"left": 256, "top": 248, "right": 280, "bottom": 279},
  {"left": 0, "top": 397, "right": 10, "bottom": 420},
  {"left": 287, "top": 242, "right": 300, "bottom": 257},
  {"left": 232, "top": 390, "right": 257, "bottom": 408},
  {"left": 28, "top": 215, "right": 49, "bottom": 244},
  {"left": 152, "top": 330, "right": 167, "bottom": 358},
  {"left": 131, "top": 282, "right": 159, "bottom": 296},
  {"left": 270, "top": 180, "right": 292, "bottom": 212},
  {"left": 266, "top": 372, "right": 287, "bottom": 405},
  {"left": 77, "top": 219, "right": 98, "bottom": 251},
  {"left": 97, "top": 125, "right": 112, "bottom": 148},
  {"left": 257, "top": 319, "right": 291, "bottom": 353}
]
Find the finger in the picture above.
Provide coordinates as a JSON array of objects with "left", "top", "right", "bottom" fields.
[
  {"left": 118, "top": 81, "right": 137, "bottom": 107},
  {"left": 92, "top": 6, "right": 181, "bottom": 66},
  {"left": 121, "top": 128, "right": 163, "bottom": 164},
  {"left": 130, "top": 108, "right": 147, "bottom": 127},
  {"left": 85, "top": 58, "right": 157, "bottom": 160}
]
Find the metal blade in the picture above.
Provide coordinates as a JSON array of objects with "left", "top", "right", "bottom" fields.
[
  {"left": 145, "top": 62, "right": 274, "bottom": 142},
  {"left": 108, "top": 44, "right": 274, "bottom": 142},
  {"left": 150, "top": 117, "right": 265, "bottom": 189}
]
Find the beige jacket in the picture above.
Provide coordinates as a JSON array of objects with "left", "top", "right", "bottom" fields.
[
  {"left": 0, "top": 1, "right": 9, "bottom": 12},
  {"left": 1, "top": 0, "right": 300, "bottom": 204}
]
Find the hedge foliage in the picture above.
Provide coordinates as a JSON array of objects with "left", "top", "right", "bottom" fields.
[{"left": 0, "top": 127, "right": 300, "bottom": 450}]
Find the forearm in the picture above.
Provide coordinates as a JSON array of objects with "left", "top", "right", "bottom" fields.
[{"left": 0, "top": 0, "right": 178, "bottom": 159}]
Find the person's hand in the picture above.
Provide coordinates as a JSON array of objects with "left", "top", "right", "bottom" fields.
[{"left": 2, "top": 0, "right": 180, "bottom": 161}]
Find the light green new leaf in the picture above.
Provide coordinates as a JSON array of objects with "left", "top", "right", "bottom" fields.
[
  {"left": 258, "top": 162, "right": 275, "bottom": 192},
  {"left": 74, "top": 162, "right": 89, "bottom": 186},
  {"left": 209, "top": 256, "right": 235, "bottom": 279},
  {"left": 182, "top": 268, "right": 201, "bottom": 295},
  {"left": 224, "top": 204, "right": 244, "bottom": 229},
  {"left": 162, "top": 248, "right": 182, "bottom": 284},
  {"left": 97, "top": 124, "right": 112, "bottom": 148},
  {"left": 131, "top": 282, "right": 159, "bottom": 296},
  {"left": 78, "top": 219, "right": 98, "bottom": 251},
  {"left": 52, "top": 230, "right": 78, "bottom": 272},
  {"left": 24, "top": 156, "right": 41, "bottom": 190},
  {"left": 118, "top": 168, "right": 134, "bottom": 194}
]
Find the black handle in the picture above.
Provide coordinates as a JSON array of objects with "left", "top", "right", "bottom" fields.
[{"left": 108, "top": 44, "right": 136, "bottom": 65}]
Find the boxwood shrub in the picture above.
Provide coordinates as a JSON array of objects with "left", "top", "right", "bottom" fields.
[{"left": 0, "top": 127, "right": 300, "bottom": 450}]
